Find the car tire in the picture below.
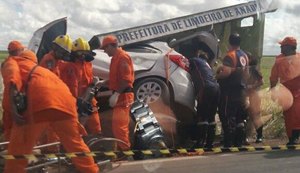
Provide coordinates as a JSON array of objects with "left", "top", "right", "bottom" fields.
[
  {"left": 134, "top": 78, "right": 178, "bottom": 148},
  {"left": 134, "top": 77, "right": 170, "bottom": 105}
]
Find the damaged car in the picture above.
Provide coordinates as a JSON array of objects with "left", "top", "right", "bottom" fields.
[{"left": 28, "top": 17, "right": 220, "bottom": 146}]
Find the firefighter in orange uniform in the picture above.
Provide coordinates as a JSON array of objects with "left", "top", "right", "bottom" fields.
[
  {"left": 60, "top": 37, "right": 101, "bottom": 134},
  {"left": 39, "top": 35, "right": 72, "bottom": 76},
  {"left": 38, "top": 35, "right": 73, "bottom": 152},
  {"left": 3, "top": 50, "right": 99, "bottom": 173},
  {"left": 270, "top": 36, "right": 300, "bottom": 145},
  {"left": 101, "top": 35, "right": 134, "bottom": 150},
  {"left": 1, "top": 40, "right": 25, "bottom": 140}
]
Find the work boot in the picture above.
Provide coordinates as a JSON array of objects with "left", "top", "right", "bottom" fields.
[
  {"left": 223, "top": 130, "right": 234, "bottom": 148},
  {"left": 234, "top": 126, "right": 246, "bottom": 147},
  {"left": 287, "top": 130, "right": 300, "bottom": 145},
  {"left": 205, "top": 124, "right": 216, "bottom": 148},
  {"left": 176, "top": 122, "right": 189, "bottom": 147},
  {"left": 194, "top": 123, "right": 208, "bottom": 148},
  {"left": 255, "top": 126, "right": 263, "bottom": 143}
]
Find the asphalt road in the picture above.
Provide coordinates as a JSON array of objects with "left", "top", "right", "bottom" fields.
[{"left": 108, "top": 150, "right": 300, "bottom": 173}]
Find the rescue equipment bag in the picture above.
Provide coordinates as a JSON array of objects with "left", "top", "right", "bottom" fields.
[{"left": 14, "top": 65, "right": 38, "bottom": 113}]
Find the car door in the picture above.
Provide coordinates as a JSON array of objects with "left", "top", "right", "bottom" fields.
[
  {"left": 169, "top": 31, "right": 220, "bottom": 65},
  {"left": 27, "top": 17, "right": 67, "bottom": 61}
]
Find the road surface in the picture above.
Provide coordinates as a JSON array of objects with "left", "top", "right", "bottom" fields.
[{"left": 108, "top": 150, "right": 300, "bottom": 173}]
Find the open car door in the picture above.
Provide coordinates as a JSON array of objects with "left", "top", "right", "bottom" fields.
[
  {"left": 169, "top": 31, "right": 220, "bottom": 64},
  {"left": 27, "top": 17, "right": 67, "bottom": 61}
]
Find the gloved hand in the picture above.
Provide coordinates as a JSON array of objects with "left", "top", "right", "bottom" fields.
[
  {"left": 77, "top": 98, "right": 93, "bottom": 117},
  {"left": 109, "top": 92, "right": 120, "bottom": 108}
]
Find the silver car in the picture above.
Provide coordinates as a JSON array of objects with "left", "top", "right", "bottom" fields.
[
  {"left": 92, "top": 41, "right": 195, "bottom": 112},
  {"left": 92, "top": 31, "right": 220, "bottom": 125}
]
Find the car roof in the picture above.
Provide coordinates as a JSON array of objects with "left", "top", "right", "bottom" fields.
[{"left": 123, "top": 41, "right": 172, "bottom": 54}]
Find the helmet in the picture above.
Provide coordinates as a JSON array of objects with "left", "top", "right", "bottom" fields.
[
  {"left": 72, "top": 37, "right": 90, "bottom": 51},
  {"left": 229, "top": 32, "right": 241, "bottom": 46},
  {"left": 53, "top": 35, "right": 72, "bottom": 53}
]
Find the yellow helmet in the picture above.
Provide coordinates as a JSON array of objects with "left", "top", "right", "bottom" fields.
[
  {"left": 72, "top": 37, "right": 90, "bottom": 52},
  {"left": 53, "top": 35, "right": 72, "bottom": 53}
]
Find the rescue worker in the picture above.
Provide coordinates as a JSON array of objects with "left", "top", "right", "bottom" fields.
[
  {"left": 100, "top": 35, "right": 134, "bottom": 150},
  {"left": 2, "top": 50, "right": 99, "bottom": 173},
  {"left": 216, "top": 33, "right": 249, "bottom": 147},
  {"left": 6, "top": 40, "right": 25, "bottom": 56},
  {"left": 60, "top": 37, "right": 101, "bottom": 135},
  {"left": 245, "top": 52, "right": 264, "bottom": 143},
  {"left": 39, "top": 35, "right": 72, "bottom": 76},
  {"left": 270, "top": 36, "right": 300, "bottom": 145},
  {"left": 38, "top": 35, "right": 73, "bottom": 153},
  {"left": 189, "top": 48, "right": 220, "bottom": 148},
  {"left": 1, "top": 40, "right": 25, "bottom": 140}
]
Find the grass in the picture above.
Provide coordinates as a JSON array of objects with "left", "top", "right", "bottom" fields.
[
  {"left": 259, "top": 56, "right": 286, "bottom": 139},
  {"left": 259, "top": 87, "right": 286, "bottom": 139},
  {"left": 260, "top": 56, "right": 275, "bottom": 89},
  {"left": 0, "top": 51, "right": 8, "bottom": 61}
]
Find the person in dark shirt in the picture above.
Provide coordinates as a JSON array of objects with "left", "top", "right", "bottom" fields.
[
  {"left": 216, "top": 33, "right": 249, "bottom": 147},
  {"left": 189, "top": 47, "right": 220, "bottom": 148}
]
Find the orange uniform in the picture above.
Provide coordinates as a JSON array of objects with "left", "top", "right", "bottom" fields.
[
  {"left": 39, "top": 51, "right": 62, "bottom": 76},
  {"left": 270, "top": 53, "right": 300, "bottom": 137},
  {"left": 109, "top": 48, "right": 134, "bottom": 149},
  {"left": 59, "top": 62, "right": 80, "bottom": 97},
  {"left": 60, "top": 60, "right": 101, "bottom": 134},
  {"left": 38, "top": 50, "right": 63, "bottom": 151},
  {"left": 1, "top": 56, "right": 22, "bottom": 140},
  {"left": 3, "top": 51, "right": 98, "bottom": 173}
]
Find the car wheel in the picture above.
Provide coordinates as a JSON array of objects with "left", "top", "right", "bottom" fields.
[
  {"left": 134, "top": 78, "right": 177, "bottom": 148},
  {"left": 134, "top": 77, "right": 170, "bottom": 105}
]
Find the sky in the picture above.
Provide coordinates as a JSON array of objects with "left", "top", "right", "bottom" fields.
[{"left": 0, "top": 0, "right": 299, "bottom": 55}]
